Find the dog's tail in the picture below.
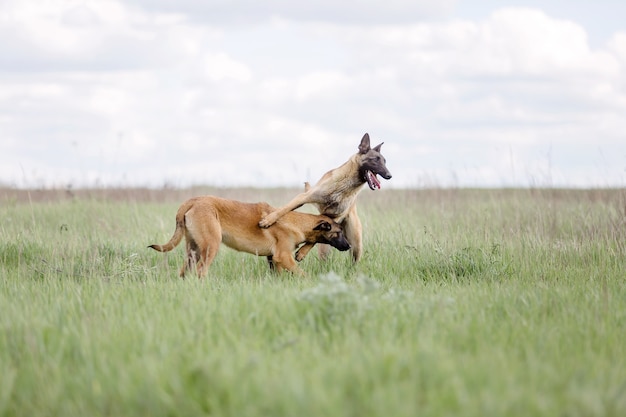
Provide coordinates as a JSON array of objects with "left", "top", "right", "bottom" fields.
[
  {"left": 148, "top": 221, "right": 183, "bottom": 252},
  {"left": 148, "top": 199, "right": 193, "bottom": 252}
]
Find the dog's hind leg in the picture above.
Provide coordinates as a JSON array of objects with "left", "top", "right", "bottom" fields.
[
  {"left": 343, "top": 210, "right": 363, "bottom": 263},
  {"left": 181, "top": 240, "right": 199, "bottom": 278},
  {"left": 317, "top": 243, "right": 331, "bottom": 260},
  {"left": 195, "top": 245, "right": 218, "bottom": 277},
  {"left": 189, "top": 219, "right": 221, "bottom": 278}
]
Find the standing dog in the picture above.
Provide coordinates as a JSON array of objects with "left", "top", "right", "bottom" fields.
[
  {"left": 259, "top": 133, "right": 392, "bottom": 262},
  {"left": 149, "top": 196, "right": 350, "bottom": 277}
]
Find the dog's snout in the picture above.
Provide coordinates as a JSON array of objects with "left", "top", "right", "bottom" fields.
[{"left": 332, "top": 235, "right": 351, "bottom": 251}]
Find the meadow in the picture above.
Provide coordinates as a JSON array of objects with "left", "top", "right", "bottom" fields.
[{"left": 1, "top": 186, "right": 625, "bottom": 417}]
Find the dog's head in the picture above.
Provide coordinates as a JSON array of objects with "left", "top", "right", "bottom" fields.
[
  {"left": 313, "top": 218, "right": 351, "bottom": 251},
  {"left": 357, "top": 133, "right": 392, "bottom": 190}
]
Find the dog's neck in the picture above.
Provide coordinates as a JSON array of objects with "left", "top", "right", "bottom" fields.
[{"left": 347, "top": 153, "right": 368, "bottom": 186}]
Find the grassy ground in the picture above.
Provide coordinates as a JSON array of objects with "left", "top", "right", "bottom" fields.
[{"left": 1, "top": 187, "right": 625, "bottom": 416}]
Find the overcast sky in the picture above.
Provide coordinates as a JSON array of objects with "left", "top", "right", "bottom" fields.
[{"left": 1, "top": 0, "right": 625, "bottom": 189}]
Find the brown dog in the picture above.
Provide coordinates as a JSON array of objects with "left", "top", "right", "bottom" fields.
[
  {"left": 259, "top": 133, "right": 392, "bottom": 262},
  {"left": 149, "top": 196, "right": 351, "bottom": 277}
]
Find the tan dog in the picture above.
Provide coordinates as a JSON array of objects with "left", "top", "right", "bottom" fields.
[
  {"left": 259, "top": 133, "right": 392, "bottom": 262},
  {"left": 149, "top": 196, "right": 351, "bottom": 277}
]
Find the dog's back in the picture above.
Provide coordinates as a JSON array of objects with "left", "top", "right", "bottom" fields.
[{"left": 181, "top": 196, "right": 274, "bottom": 256}]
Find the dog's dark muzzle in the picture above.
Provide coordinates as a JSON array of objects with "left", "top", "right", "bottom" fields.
[{"left": 332, "top": 237, "right": 351, "bottom": 251}]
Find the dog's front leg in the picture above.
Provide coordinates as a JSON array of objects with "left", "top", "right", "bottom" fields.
[
  {"left": 259, "top": 192, "right": 315, "bottom": 228},
  {"left": 295, "top": 242, "right": 316, "bottom": 262},
  {"left": 273, "top": 251, "right": 305, "bottom": 276}
]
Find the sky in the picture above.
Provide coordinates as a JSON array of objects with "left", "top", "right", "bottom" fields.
[{"left": 1, "top": 0, "right": 625, "bottom": 189}]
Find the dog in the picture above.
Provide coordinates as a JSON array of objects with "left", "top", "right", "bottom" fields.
[
  {"left": 259, "top": 133, "right": 392, "bottom": 262},
  {"left": 149, "top": 196, "right": 351, "bottom": 277}
]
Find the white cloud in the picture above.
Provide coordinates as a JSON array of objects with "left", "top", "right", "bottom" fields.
[
  {"left": 204, "top": 53, "right": 253, "bottom": 82},
  {"left": 0, "top": 0, "right": 197, "bottom": 72},
  {"left": 125, "top": 0, "right": 455, "bottom": 25},
  {"left": 294, "top": 71, "right": 352, "bottom": 101},
  {"left": 0, "top": 1, "right": 624, "bottom": 189}
]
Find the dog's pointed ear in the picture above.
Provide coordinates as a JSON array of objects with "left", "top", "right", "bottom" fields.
[
  {"left": 358, "top": 133, "right": 371, "bottom": 154},
  {"left": 314, "top": 221, "right": 332, "bottom": 231},
  {"left": 373, "top": 142, "right": 384, "bottom": 152}
]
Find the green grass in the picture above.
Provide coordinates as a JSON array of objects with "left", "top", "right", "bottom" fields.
[{"left": 1, "top": 188, "right": 625, "bottom": 416}]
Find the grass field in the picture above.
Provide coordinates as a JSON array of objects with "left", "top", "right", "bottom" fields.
[{"left": 1, "top": 187, "right": 625, "bottom": 416}]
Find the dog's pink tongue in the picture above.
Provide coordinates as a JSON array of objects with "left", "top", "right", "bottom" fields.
[{"left": 369, "top": 171, "right": 381, "bottom": 189}]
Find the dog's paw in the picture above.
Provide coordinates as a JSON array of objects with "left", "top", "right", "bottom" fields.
[
  {"left": 295, "top": 243, "right": 314, "bottom": 262},
  {"left": 258, "top": 215, "right": 276, "bottom": 228}
]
